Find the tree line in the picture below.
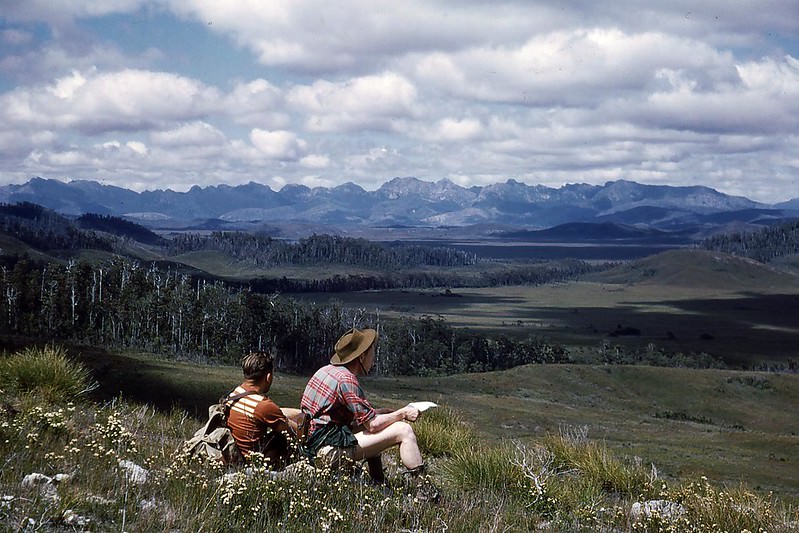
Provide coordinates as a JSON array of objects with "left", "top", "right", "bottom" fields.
[
  {"left": 167, "top": 232, "right": 477, "bottom": 269},
  {"left": 238, "top": 260, "right": 599, "bottom": 293},
  {"left": 702, "top": 218, "right": 799, "bottom": 263},
  {"left": 0, "top": 257, "right": 569, "bottom": 375}
]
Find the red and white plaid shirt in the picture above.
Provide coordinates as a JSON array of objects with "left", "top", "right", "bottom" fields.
[{"left": 301, "top": 364, "right": 376, "bottom": 437}]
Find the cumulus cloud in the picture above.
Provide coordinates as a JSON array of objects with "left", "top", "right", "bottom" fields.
[
  {"left": 299, "top": 154, "right": 330, "bottom": 169},
  {"left": 288, "top": 72, "right": 418, "bottom": 132},
  {"left": 250, "top": 128, "right": 307, "bottom": 160},
  {"left": 419, "top": 117, "right": 483, "bottom": 142},
  {"left": 2, "top": 0, "right": 147, "bottom": 27},
  {"left": 413, "top": 29, "right": 739, "bottom": 107},
  {"left": 167, "top": 1, "right": 540, "bottom": 73},
  {"left": 1, "top": 68, "right": 222, "bottom": 134},
  {"left": 151, "top": 121, "right": 226, "bottom": 147},
  {"left": 223, "top": 78, "right": 290, "bottom": 128}
]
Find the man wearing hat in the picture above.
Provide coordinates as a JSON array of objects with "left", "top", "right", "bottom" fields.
[{"left": 300, "top": 327, "right": 426, "bottom": 481}]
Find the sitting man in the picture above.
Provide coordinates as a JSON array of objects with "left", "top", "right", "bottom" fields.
[
  {"left": 226, "top": 351, "right": 300, "bottom": 469},
  {"left": 301, "top": 328, "right": 429, "bottom": 488}
]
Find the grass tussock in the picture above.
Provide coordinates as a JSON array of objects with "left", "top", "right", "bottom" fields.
[
  {"left": 1, "top": 346, "right": 795, "bottom": 532},
  {"left": 541, "top": 425, "right": 657, "bottom": 496},
  {"left": 0, "top": 345, "right": 95, "bottom": 402},
  {"left": 412, "top": 404, "right": 477, "bottom": 457}
]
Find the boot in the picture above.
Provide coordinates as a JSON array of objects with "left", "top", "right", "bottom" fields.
[
  {"left": 402, "top": 464, "right": 440, "bottom": 503},
  {"left": 366, "top": 455, "right": 386, "bottom": 485}
]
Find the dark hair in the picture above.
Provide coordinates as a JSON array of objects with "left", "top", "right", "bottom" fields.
[{"left": 241, "top": 351, "right": 274, "bottom": 380}]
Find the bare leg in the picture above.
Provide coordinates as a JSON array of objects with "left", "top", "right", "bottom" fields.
[
  {"left": 353, "top": 421, "right": 423, "bottom": 469},
  {"left": 280, "top": 407, "right": 302, "bottom": 421}
]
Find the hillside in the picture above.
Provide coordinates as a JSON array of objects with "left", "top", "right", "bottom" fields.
[
  {"left": 584, "top": 248, "right": 799, "bottom": 289},
  {"left": 2, "top": 346, "right": 795, "bottom": 531},
  {"left": 79, "top": 349, "right": 799, "bottom": 500}
]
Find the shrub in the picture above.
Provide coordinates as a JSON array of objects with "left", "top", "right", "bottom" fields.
[
  {"left": 1, "top": 352, "right": 794, "bottom": 532},
  {"left": 0, "top": 345, "right": 95, "bottom": 402}
]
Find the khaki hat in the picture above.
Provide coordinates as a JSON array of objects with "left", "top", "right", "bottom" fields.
[{"left": 330, "top": 327, "right": 377, "bottom": 365}]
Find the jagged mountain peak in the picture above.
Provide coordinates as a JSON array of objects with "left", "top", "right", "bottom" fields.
[{"left": 0, "top": 177, "right": 788, "bottom": 231}]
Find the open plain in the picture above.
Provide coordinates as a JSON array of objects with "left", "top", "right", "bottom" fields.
[{"left": 292, "top": 252, "right": 799, "bottom": 368}]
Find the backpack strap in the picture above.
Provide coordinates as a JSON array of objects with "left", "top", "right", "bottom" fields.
[
  {"left": 226, "top": 390, "right": 258, "bottom": 403},
  {"left": 221, "top": 389, "right": 259, "bottom": 415}
]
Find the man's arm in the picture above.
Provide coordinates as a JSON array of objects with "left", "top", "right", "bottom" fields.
[
  {"left": 362, "top": 405, "right": 420, "bottom": 433},
  {"left": 280, "top": 407, "right": 302, "bottom": 435}
]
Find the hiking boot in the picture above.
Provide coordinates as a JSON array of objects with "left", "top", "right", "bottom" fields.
[
  {"left": 411, "top": 476, "right": 440, "bottom": 503},
  {"left": 402, "top": 464, "right": 441, "bottom": 503},
  {"left": 366, "top": 455, "right": 386, "bottom": 485}
]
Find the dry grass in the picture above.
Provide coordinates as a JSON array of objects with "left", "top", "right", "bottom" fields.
[
  {"left": 1, "top": 346, "right": 796, "bottom": 531},
  {"left": 61, "top": 345, "right": 799, "bottom": 505}
]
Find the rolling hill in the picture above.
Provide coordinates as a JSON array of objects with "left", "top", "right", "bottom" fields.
[{"left": 584, "top": 248, "right": 799, "bottom": 289}]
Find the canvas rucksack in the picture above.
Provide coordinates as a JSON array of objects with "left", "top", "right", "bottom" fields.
[{"left": 180, "top": 390, "right": 255, "bottom": 465}]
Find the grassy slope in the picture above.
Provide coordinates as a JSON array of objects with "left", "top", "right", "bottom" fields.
[
  {"left": 384, "top": 366, "right": 799, "bottom": 499},
  {"left": 74, "top": 348, "right": 799, "bottom": 503},
  {"left": 585, "top": 248, "right": 799, "bottom": 289},
  {"left": 0, "top": 234, "right": 57, "bottom": 262},
  {"left": 771, "top": 253, "right": 799, "bottom": 276}
]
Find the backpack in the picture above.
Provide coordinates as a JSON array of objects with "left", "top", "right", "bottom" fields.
[{"left": 180, "top": 390, "right": 255, "bottom": 465}]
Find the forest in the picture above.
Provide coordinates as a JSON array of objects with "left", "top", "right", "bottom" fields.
[
  {"left": 0, "top": 256, "right": 573, "bottom": 375},
  {"left": 168, "top": 231, "right": 477, "bottom": 268},
  {"left": 702, "top": 219, "right": 799, "bottom": 262}
]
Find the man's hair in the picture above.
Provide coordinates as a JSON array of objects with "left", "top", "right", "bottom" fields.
[{"left": 241, "top": 351, "right": 274, "bottom": 380}]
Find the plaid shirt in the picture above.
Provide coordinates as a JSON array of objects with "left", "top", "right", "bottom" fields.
[{"left": 301, "top": 364, "right": 376, "bottom": 437}]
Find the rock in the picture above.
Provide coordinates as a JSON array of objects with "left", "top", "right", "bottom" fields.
[
  {"left": 1, "top": 495, "right": 14, "bottom": 510},
  {"left": 62, "top": 509, "right": 90, "bottom": 527},
  {"left": 118, "top": 459, "right": 149, "bottom": 485},
  {"left": 21, "top": 473, "right": 59, "bottom": 502},
  {"left": 139, "top": 497, "right": 158, "bottom": 512},
  {"left": 21, "top": 473, "right": 52, "bottom": 487},
  {"left": 630, "top": 499, "right": 686, "bottom": 521},
  {"left": 85, "top": 494, "right": 115, "bottom": 505}
]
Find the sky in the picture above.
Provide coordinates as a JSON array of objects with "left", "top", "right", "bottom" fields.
[{"left": 1, "top": 1, "right": 798, "bottom": 203}]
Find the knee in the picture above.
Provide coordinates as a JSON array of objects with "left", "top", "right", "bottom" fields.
[{"left": 395, "top": 421, "right": 417, "bottom": 442}]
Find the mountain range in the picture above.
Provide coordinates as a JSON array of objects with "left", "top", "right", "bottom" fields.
[{"left": 1, "top": 177, "right": 797, "bottom": 239}]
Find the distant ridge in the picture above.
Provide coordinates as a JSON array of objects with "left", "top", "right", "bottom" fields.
[
  {"left": 0, "top": 177, "right": 796, "bottom": 235},
  {"left": 585, "top": 249, "right": 799, "bottom": 289},
  {"left": 497, "top": 221, "right": 685, "bottom": 242}
]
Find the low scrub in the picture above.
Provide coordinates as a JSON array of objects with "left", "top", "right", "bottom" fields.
[{"left": 0, "top": 347, "right": 794, "bottom": 531}]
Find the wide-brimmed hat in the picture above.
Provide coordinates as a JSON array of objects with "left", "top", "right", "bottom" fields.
[{"left": 330, "top": 327, "right": 377, "bottom": 366}]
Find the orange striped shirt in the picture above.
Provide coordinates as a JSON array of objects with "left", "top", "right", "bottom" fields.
[{"left": 225, "top": 386, "right": 288, "bottom": 458}]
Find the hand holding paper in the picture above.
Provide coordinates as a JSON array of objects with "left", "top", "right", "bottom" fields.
[{"left": 408, "top": 401, "right": 438, "bottom": 413}]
